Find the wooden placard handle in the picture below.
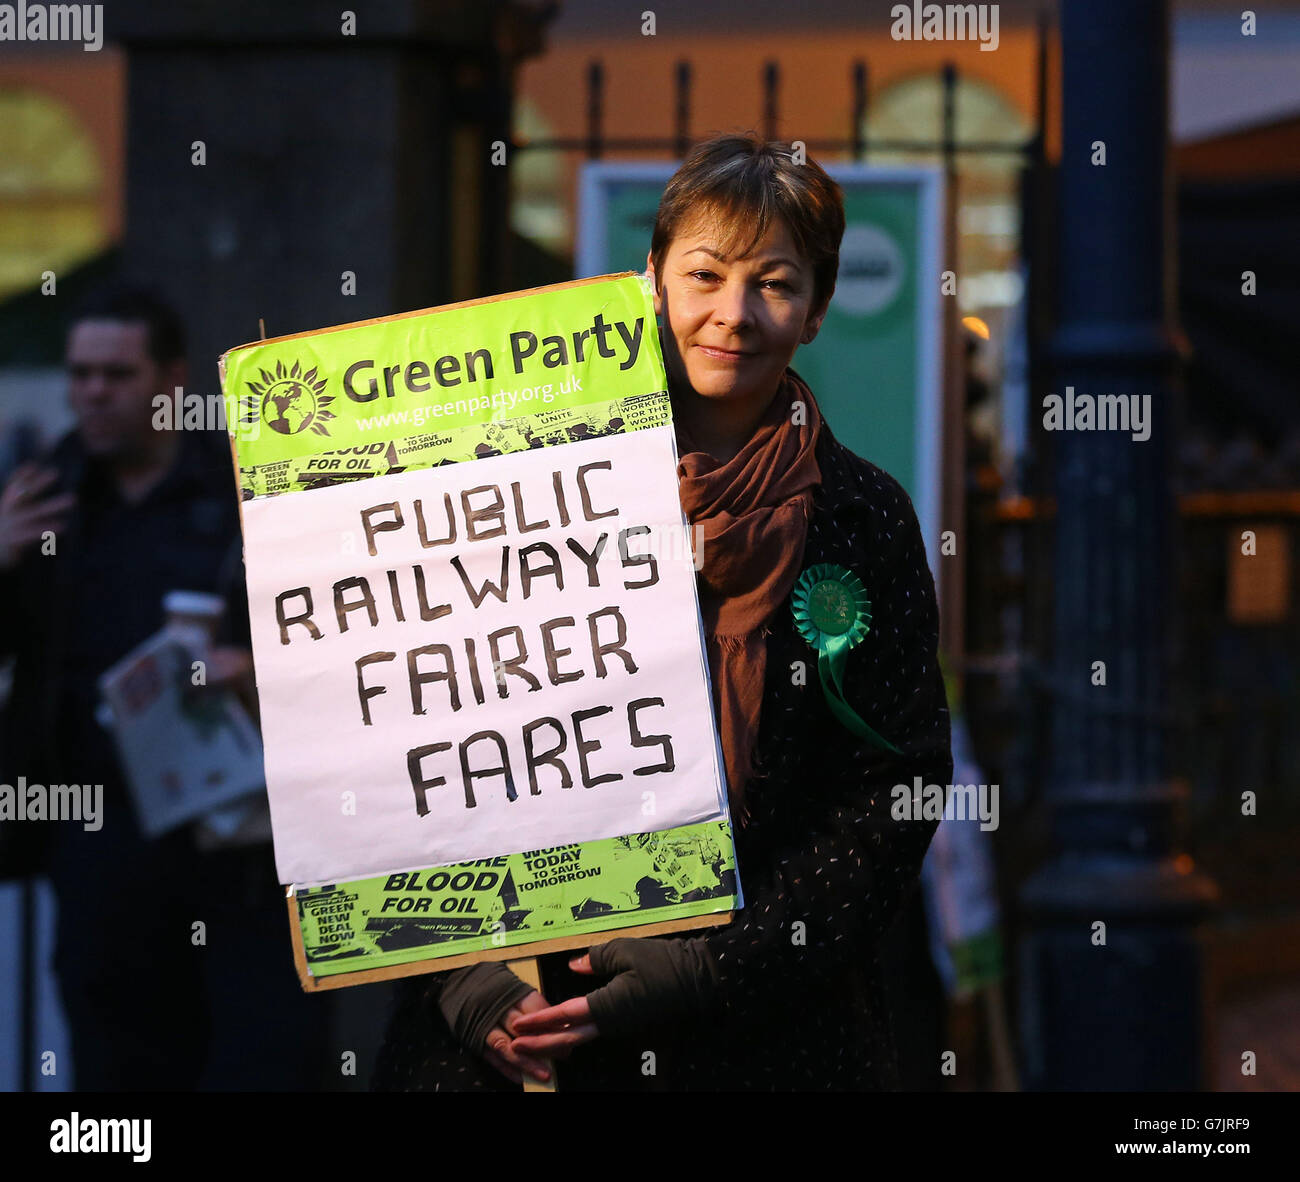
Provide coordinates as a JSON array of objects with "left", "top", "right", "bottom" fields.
[{"left": 509, "top": 957, "right": 556, "bottom": 1093}]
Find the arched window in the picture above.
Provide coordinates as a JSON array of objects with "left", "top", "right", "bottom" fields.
[
  {"left": 863, "top": 73, "right": 1030, "bottom": 316},
  {"left": 510, "top": 96, "right": 568, "bottom": 255},
  {"left": 0, "top": 88, "right": 106, "bottom": 300}
]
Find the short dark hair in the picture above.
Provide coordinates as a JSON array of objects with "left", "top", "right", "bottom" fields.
[
  {"left": 67, "top": 281, "right": 186, "bottom": 365},
  {"left": 650, "top": 134, "right": 845, "bottom": 313}
]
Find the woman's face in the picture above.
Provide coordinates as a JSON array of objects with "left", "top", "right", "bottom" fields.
[{"left": 647, "top": 212, "right": 829, "bottom": 411}]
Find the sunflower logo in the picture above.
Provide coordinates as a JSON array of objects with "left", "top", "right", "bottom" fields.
[{"left": 241, "top": 359, "right": 335, "bottom": 436}]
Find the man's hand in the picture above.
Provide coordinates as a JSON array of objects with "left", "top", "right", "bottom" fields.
[
  {"left": 201, "top": 646, "right": 259, "bottom": 717},
  {"left": 203, "top": 646, "right": 254, "bottom": 690},
  {"left": 0, "top": 464, "right": 74, "bottom": 570}
]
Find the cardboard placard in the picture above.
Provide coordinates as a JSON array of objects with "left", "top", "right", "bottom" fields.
[{"left": 219, "top": 274, "right": 740, "bottom": 988}]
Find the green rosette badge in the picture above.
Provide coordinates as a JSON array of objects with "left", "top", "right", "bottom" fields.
[{"left": 792, "top": 563, "right": 901, "bottom": 755}]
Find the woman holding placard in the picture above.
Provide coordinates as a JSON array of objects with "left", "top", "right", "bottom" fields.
[{"left": 373, "top": 133, "right": 952, "bottom": 1091}]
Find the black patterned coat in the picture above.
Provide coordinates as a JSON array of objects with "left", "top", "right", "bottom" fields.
[{"left": 371, "top": 409, "right": 953, "bottom": 1091}]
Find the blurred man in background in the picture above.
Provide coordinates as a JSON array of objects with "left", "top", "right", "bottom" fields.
[{"left": 0, "top": 282, "right": 331, "bottom": 1090}]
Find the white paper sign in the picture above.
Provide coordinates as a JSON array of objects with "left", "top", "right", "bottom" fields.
[{"left": 243, "top": 425, "right": 728, "bottom": 886}]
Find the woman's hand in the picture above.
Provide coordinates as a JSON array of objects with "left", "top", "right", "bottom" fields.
[
  {"left": 506, "top": 954, "right": 602, "bottom": 1059},
  {"left": 509, "top": 937, "right": 721, "bottom": 1055},
  {"left": 482, "top": 991, "right": 554, "bottom": 1085},
  {"left": 437, "top": 962, "right": 553, "bottom": 1085}
]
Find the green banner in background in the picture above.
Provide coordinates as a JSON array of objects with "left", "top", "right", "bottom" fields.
[{"left": 792, "top": 183, "right": 923, "bottom": 496}]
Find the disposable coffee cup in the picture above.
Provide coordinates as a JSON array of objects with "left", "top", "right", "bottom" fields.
[{"left": 163, "top": 590, "right": 226, "bottom": 651}]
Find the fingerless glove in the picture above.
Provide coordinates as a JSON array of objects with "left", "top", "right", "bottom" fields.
[
  {"left": 437, "top": 962, "right": 534, "bottom": 1054},
  {"left": 584, "top": 936, "right": 721, "bottom": 1038}
]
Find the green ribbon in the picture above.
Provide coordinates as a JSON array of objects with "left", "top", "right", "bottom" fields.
[{"left": 791, "top": 563, "right": 901, "bottom": 755}]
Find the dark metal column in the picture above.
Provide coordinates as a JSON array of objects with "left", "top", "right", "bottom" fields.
[
  {"left": 1017, "top": 0, "right": 1218, "bottom": 1090},
  {"left": 109, "top": 0, "right": 546, "bottom": 376}
]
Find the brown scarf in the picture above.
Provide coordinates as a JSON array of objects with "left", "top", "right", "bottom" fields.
[{"left": 675, "top": 369, "right": 823, "bottom": 821}]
